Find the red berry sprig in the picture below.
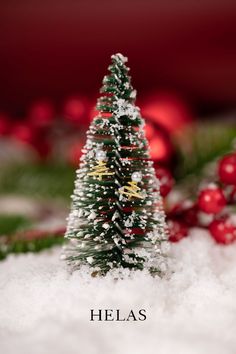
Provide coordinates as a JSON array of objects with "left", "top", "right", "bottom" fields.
[{"left": 168, "top": 151, "right": 236, "bottom": 245}]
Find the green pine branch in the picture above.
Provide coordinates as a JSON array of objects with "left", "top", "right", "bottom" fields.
[{"left": 174, "top": 122, "right": 236, "bottom": 183}]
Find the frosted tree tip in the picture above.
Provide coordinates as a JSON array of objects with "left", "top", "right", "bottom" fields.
[{"left": 111, "top": 53, "right": 128, "bottom": 64}]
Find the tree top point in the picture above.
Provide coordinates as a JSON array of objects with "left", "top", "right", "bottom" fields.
[{"left": 111, "top": 53, "right": 128, "bottom": 64}]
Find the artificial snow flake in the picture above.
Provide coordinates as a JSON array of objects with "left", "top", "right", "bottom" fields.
[
  {"left": 88, "top": 211, "right": 97, "bottom": 220},
  {"left": 112, "top": 53, "right": 128, "bottom": 63},
  {"left": 124, "top": 212, "right": 136, "bottom": 227},
  {"left": 86, "top": 256, "right": 94, "bottom": 264},
  {"left": 112, "top": 211, "right": 120, "bottom": 221},
  {"left": 114, "top": 99, "right": 140, "bottom": 120},
  {"left": 130, "top": 90, "right": 137, "bottom": 99},
  {"left": 102, "top": 223, "right": 110, "bottom": 230}
]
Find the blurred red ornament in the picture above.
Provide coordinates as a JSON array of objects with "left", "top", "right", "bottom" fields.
[
  {"left": 183, "top": 204, "right": 200, "bottom": 227},
  {"left": 168, "top": 219, "right": 189, "bottom": 242},
  {"left": 68, "top": 142, "right": 84, "bottom": 166},
  {"left": 11, "top": 122, "right": 37, "bottom": 145},
  {"left": 198, "top": 186, "right": 226, "bottom": 214},
  {"left": 209, "top": 217, "right": 236, "bottom": 244},
  {"left": 141, "top": 92, "right": 193, "bottom": 134},
  {"left": 28, "top": 100, "right": 55, "bottom": 127},
  {"left": 218, "top": 153, "right": 236, "bottom": 185},
  {"left": 63, "top": 95, "right": 89, "bottom": 124},
  {"left": 168, "top": 202, "right": 199, "bottom": 227},
  {"left": 144, "top": 122, "right": 156, "bottom": 140},
  {"left": 0, "top": 113, "right": 10, "bottom": 135},
  {"left": 89, "top": 104, "right": 99, "bottom": 122},
  {"left": 155, "top": 166, "right": 174, "bottom": 197},
  {"left": 149, "top": 130, "right": 173, "bottom": 162}
]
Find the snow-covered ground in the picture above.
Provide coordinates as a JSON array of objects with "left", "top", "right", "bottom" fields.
[{"left": 1, "top": 229, "right": 236, "bottom": 354}]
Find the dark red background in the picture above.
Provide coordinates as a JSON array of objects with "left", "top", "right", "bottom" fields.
[{"left": 1, "top": 0, "right": 236, "bottom": 115}]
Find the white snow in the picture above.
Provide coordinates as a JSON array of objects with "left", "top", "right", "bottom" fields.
[
  {"left": 1, "top": 229, "right": 236, "bottom": 354},
  {"left": 114, "top": 98, "right": 140, "bottom": 120}
]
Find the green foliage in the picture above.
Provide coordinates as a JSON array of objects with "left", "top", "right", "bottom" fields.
[
  {"left": 0, "top": 214, "right": 31, "bottom": 235},
  {"left": 174, "top": 122, "right": 236, "bottom": 182},
  {"left": 0, "top": 163, "right": 74, "bottom": 199},
  {"left": 0, "top": 229, "right": 64, "bottom": 261},
  {"left": 0, "top": 214, "right": 64, "bottom": 260}
]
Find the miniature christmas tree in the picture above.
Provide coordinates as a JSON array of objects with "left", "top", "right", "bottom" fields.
[{"left": 63, "top": 53, "right": 169, "bottom": 275}]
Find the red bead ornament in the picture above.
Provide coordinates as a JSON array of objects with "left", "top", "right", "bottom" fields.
[
  {"left": 198, "top": 186, "right": 226, "bottom": 214},
  {"left": 209, "top": 217, "right": 236, "bottom": 244},
  {"left": 218, "top": 153, "right": 236, "bottom": 185},
  {"left": 155, "top": 166, "right": 174, "bottom": 197},
  {"left": 168, "top": 220, "right": 189, "bottom": 242}
]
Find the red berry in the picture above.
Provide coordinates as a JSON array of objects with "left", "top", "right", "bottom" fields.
[
  {"left": 167, "top": 202, "right": 199, "bottom": 227},
  {"left": 168, "top": 220, "right": 189, "bottom": 242},
  {"left": 198, "top": 186, "right": 226, "bottom": 214},
  {"left": 209, "top": 217, "right": 236, "bottom": 244},
  {"left": 155, "top": 166, "right": 174, "bottom": 197},
  {"left": 183, "top": 204, "right": 199, "bottom": 227},
  {"left": 218, "top": 153, "right": 236, "bottom": 185}
]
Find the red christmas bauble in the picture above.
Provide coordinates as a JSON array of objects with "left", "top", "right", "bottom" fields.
[
  {"left": 141, "top": 92, "right": 193, "bottom": 134},
  {"left": 28, "top": 100, "right": 55, "bottom": 127},
  {"left": 11, "top": 122, "right": 37, "bottom": 145},
  {"left": 168, "top": 219, "right": 189, "bottom": 242},
  {"left": 209, "top": 217, "right": 236, "bottom": 244},
  {"left": 155, "top": 166, "right": 174, "bottom": 197},
  {"left": 63, "top": 95, "right": 88, "bottom": 124},
  {"left": 218, "top": 153, "right": 236, "bottom": 185},
  {"left": 144, "top": 122, "right": 156, "bottom": 140},
  {"left": 0, "top": 113, "right": 10, "bottom": 135},
  {"left": 198, "top": 186, "right": 226, "bottom": 214},
  {"left": 149, "top": 130, "right": 173, "bottom": 163}
]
